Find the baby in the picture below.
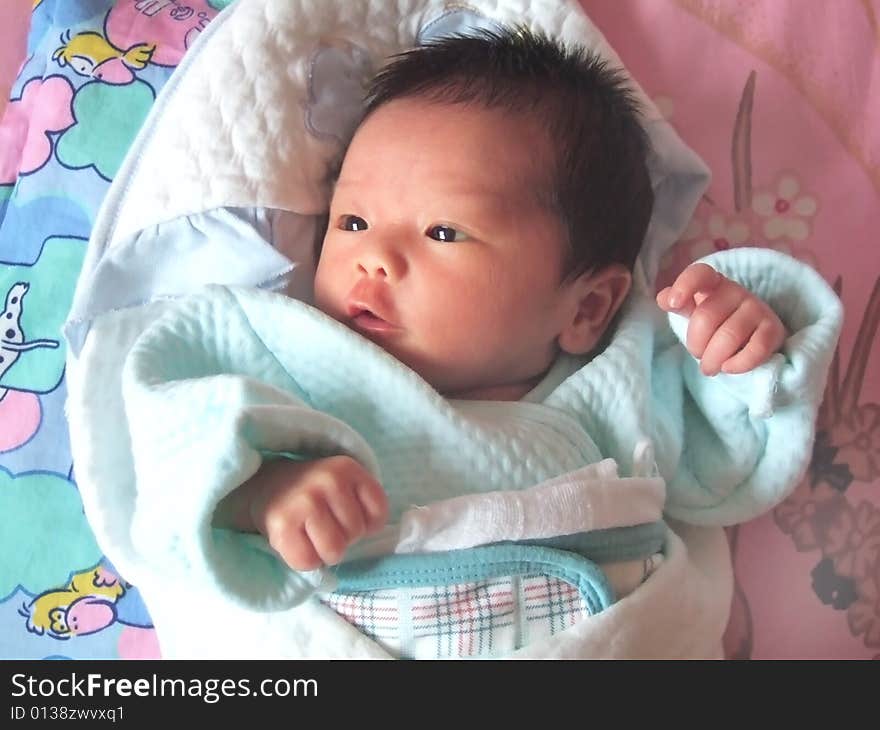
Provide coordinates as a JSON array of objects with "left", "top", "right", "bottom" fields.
[{"left": 215, "top": 29, "right": 786, "bottom": 573}]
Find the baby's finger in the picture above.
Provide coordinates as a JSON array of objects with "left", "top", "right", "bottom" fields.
[
  {"left": 356, "top": 476, "right": 389, "bottom": 534},
  {"left": 656, "top": 286, "right": 696, "bottom": 317},
  {"left": 323, "top": 480, "right": 366, "bottom": 542},
  {"left": 273, "top": 525, "right": 322, "bottom": 572},
  {"left": 303, "top": 499, "right": 348, "bottom": 566},
  {"left": 720, "top": 319, "right": 785, "bottom": 374},
  {"left": 667, "top": 264, "right": 723, "bottom": 309},
  {"left": 698, "top": 303, "right": 760, "bottom": 376},
  {"left": 685, "top": 282, "right": 746, "bottom": 359}
]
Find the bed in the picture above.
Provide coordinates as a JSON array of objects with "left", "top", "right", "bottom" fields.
[{"left": 1, "top": 0, "right": 877, "bottom": 659}]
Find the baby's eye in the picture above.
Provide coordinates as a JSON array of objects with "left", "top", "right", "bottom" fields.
[
  {"left": 338, "top": 215, "right": 368, "bottom": 232},
  {"left": 426, "top": 225, "right": 469, "bottom": 243}
]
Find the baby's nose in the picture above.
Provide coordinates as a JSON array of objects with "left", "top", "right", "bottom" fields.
[
  {"left": 358, "top": 258, "right": 389, "bottom": 278},
  {"left": 357, "top": 244, "right": 406, "bottom": 280}
]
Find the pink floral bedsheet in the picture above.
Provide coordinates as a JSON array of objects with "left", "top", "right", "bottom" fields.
[
  {"left": 1, "top": 0, "right": 877, "bottom": 658},
  {"left": 585, "top": 0, "right": 879, "bottom": 658}
]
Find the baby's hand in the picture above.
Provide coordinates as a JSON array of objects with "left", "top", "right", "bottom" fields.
[
  {"left": 656, "top": 263, "right": 786, "bottom": 376},
  {"left": 249, "top": 455, "right": 388, "bottom": 571}
]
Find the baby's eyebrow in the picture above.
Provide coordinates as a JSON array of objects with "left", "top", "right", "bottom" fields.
[{"left": 333, "top": 178, "right": 523, "bottom": 213}]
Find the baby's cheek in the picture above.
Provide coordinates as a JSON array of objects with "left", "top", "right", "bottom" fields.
[
  {"left": 430, "top": 299, "right": 509, "bottom": 360},
  {"left": 313, "top": 263, "right": 342, "bottom": 313}
]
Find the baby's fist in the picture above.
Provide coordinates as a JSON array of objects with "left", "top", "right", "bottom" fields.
[
  {"left": 253, "top": 455, "right": 388, "bottom": 571},
  {"left": 656, "top": 263, "right": 786, "bottom": 376}
]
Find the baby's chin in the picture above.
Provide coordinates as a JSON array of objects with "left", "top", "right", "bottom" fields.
[
  {"left": 440, "top": 381, "right": 539, "bottom": 402},
  {"left": 374, "top": 344, "right": 476, "bottom": 395},
  {"left": 417, "top": 362, "right": 537, "bottom": 401},
  {"left": 341, "top": 325, "right": 536, "bottom": 401}
]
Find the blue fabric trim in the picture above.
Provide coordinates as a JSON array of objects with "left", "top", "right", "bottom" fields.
[
  {"left": 332, "top": 544, "right": 615, "bottom": 615},
  {"left": 258, "top": 450, "right": 308, "bottom": 462},
  {"left": 518, "top": 521, "right": 667, "bottom": 563}
]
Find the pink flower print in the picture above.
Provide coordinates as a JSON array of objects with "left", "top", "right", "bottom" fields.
[
  {"left": 751, "top": 174, "right": 818, "bottom": 241},
  {"left": 825, "top": 501, "right": 880, "bottom": 579},
  {"left": 0, "top": 76, "right": 74, "bottom": 184},
  {"left": 759, "top": 240, "right": 820, "bottom": 270},
  {"left": 829, "top": 403, "right": 880, "bottom": 482},
  {"left": 848, "top": 573, "right": 880, "bottom": 648},
  {"left": 684, "top": 213, "right": 750, "bottom": 260},
  {"left": 773, "top": 482, "right": 847, "bottom": 552}
]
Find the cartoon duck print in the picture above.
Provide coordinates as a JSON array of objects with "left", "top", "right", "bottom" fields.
[
  {"left": 52, "top": 29, "right": 156, "bottom": 85},
  {"left": 0, "top": 282, "right": 59, "bottom": 400},
  {"left": 19, "top": 566, "right": 128, "bottom": 640}
]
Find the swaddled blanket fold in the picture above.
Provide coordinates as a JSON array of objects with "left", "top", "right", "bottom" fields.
[
  {"left": 63, "top": 0, "right": 842, "bottom": 657},
  {"left": 67, "top": 240, "right": 840, "bottom": 656}
]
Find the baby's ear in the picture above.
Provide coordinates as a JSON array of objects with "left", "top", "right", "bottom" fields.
[{"left": 557, "top": 265, "right": 632, "bottom": 355}]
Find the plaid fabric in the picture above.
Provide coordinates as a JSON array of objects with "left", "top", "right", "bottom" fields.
[{"left": 321, "top": 575, "right": 588, "bottom": 659}]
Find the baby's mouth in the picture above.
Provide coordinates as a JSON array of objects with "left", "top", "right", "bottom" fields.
[
  {"left": 344, "top": 280, "right": 401, "bottom": 337},
  {"left": 349, "top": 307, "right": 400, "bottom": 334}
]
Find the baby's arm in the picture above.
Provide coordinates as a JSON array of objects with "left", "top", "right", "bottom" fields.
[
  {"left": 215, "top": 456, "right": 389, "bottom": 571},
  {"left": 647, "top": 247, "right": 842, "bottom": 525},
  {"left": 656, "top": 262, "right": 786, "bottom": 376}
]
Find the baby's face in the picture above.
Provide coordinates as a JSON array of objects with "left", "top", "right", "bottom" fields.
[{"left": 314, "top": 97, "right": 573, "bottom": 398}]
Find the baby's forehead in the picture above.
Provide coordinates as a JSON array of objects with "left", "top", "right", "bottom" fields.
[
  {"left": 358, "top": 97, "right": 549, "bottom": 151},
  {"left": 336, "top": 97, "right": 556, "bottom": 197}
]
